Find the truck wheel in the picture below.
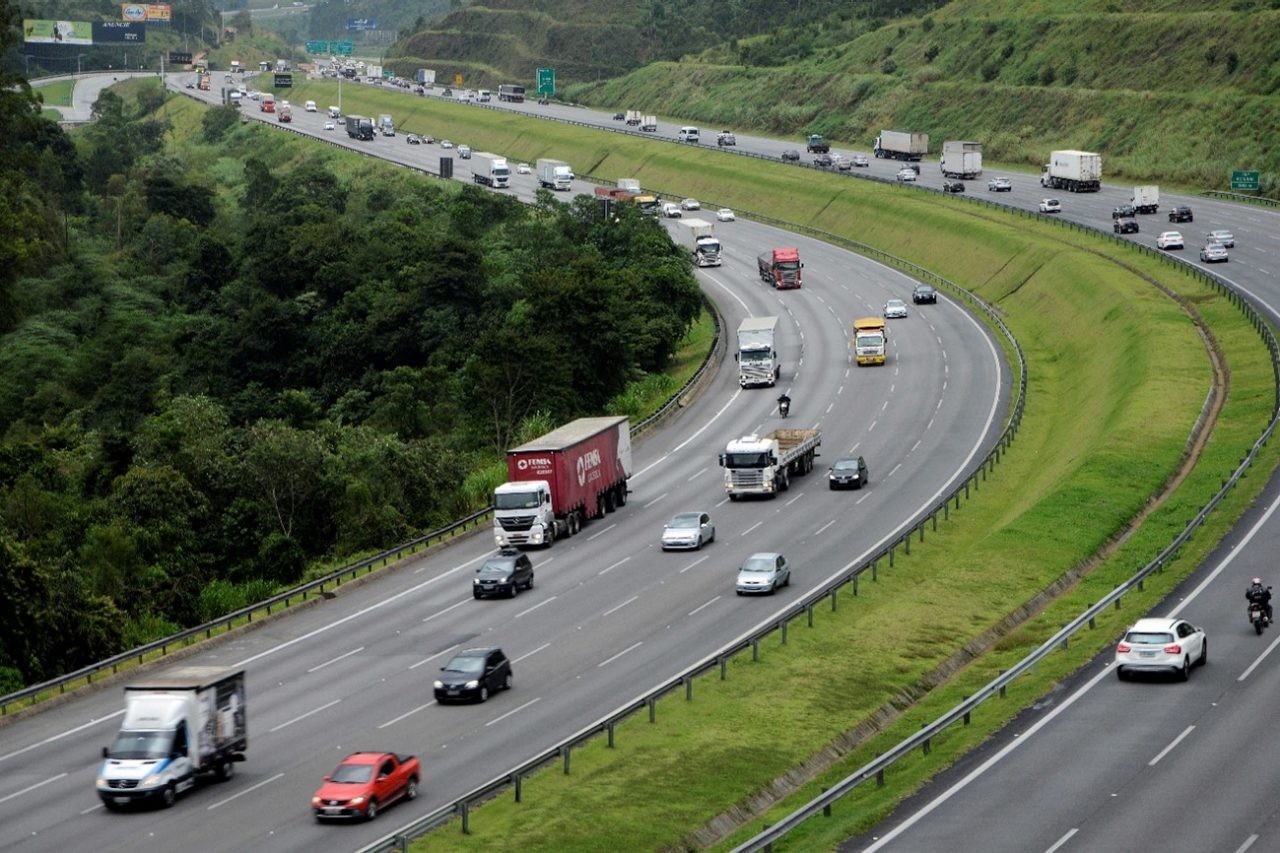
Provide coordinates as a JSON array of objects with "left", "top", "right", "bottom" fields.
[
  {"left": 605, "top": 489, "right": 616, "bottom": 513},
  {"left": 162, "top": 784, "right": 177, "bottom": 809},
  {"left": 216, "top": 757, "right": 235, "bottom": 781},
  {"left": 568, "top": 512, "right": 580, "bottom": 536},
  {"left": 616, "top": 486, "right": 627, "bottom": 507}
]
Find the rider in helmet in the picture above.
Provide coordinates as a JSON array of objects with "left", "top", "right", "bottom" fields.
[
  {"left": 777, "top": 393, "right": 791, "bottom": 416},
  {"left": 1247, "top": 577, "right": 1273, "bottom": 623}
]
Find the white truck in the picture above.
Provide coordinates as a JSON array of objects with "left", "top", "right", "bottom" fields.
[
  {"left": 1040, "top": 150, "right": 1102, "bottom": 193},
  {"left": 98, "top": 667, "right": 246, "bottom": 810},
  {"left": 720, "top": 428, "right": 822, "bottom": 498},
  {"left": 640, "top": 115, "right": 658, "bottom": 132},
  {"left": 1131, "top": 185, "right": 1159, "bottom": 214},
  {"left": 679, "top": 217, "right": 721, "bottom": 267},
  {"left": 625, "top": 109, "right": 642, "bottom": 126},
  {"left": 736, "top": 316, "right": 779, "bottom": 387},
  {"left": 873, "top": 130, "right": 929, "bottom": 161},
  {"left": 367, "top": 63, "right": 383, "bottom": 80},
  {"left": 617, "top": 178, "right": 641, "bottom": 194},
  {"left": 472, "top": 152, "right": 510, "bottom": 188},
  {"left": 377, "top": 114, "right": 395, "bottom": 136},
  {"left": 536, "top": 158, "right": 574, "bottom": 191},
  {"left": 940, "top": 140, "right": 983, "bottom": 179}
]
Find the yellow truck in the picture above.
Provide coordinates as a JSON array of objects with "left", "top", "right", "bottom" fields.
[{"left": 853, "top": 317, "right": 887, "bottom": 366}]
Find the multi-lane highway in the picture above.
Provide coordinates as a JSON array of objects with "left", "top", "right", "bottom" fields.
[{"left": 0, "top": 75, "right": 1008, "bottom": 851}]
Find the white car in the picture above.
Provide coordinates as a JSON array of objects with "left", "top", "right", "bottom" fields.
[
  {"left": 736, "top": 553, "right": 790, "bottom": 596},
  {"left": 516, "top": 162, "right": 531, "bottom": 174},
  {"left": 681, "top": 198, "right": 701, "bottom": 211},
  {"left": 1157, "top": 231, "right": 1184, "bottom": 250},
  {"left": 660, "top": 512, "right": 715, "bottom": 551},
  {"left": 716, "top": 208, "right": 735, "bottom": 222},
  {"left": 323, "top": 120, "right": 335, "bottom": 131},
  {"left": 1038, "top": 198, "right": 1061, "bottom": 214},
  {"left": 458, "top": 145, "right": 472, "bottom": 159},
  {"left": 1114, "top": 617, "right": 1206, "bottom": 681},
  {"left": 988, "top": 177, "right": 1012, "bottom": 192},
  {"left": 883, "top": 298, "right": 908, "bottom": 319},
  {"left": 896, "top": 168, "right": 917, "bottom": 182},
  {"left": 440, "top": 139, "right": 453, "bottom": 149},
  {"left": 852, "top": 154, "right": 870, "bottom": 168},
  {"left": 1206, "top": 229, "right": 1235, "bottom": 248},
  {"left": 1199, "top": 243, "right": 1229, "bottom": 263},
  {"left": 662, "top": 202, "right": 682, "bottom": 218}
]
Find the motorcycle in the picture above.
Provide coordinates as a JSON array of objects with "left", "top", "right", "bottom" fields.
[
  {"left": 778, "top": 397, "right": 790, "bottom": 418},
  {"left": 1249, "top": 601, "right": 1270, "bottom": 635}
]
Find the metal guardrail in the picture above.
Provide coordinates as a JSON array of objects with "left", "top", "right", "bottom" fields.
[{"left": 1200, "top": 189, "right": 1279, "bottom": 208}]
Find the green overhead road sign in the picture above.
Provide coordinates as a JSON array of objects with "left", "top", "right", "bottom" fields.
[
  {"left": 305, "top": 40, "right": 326, "bottom": 53},
  {"left": 537, "top": 67, "right": 555, "bottom": 97},
  {"left": 1231, "top": 170, "right": 1260, "bottom": 191},
  {"left": 306, "top": 40, "right": 354, "bottom": 55}
]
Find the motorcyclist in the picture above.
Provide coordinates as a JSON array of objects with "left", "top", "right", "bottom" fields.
[
  {"left": 777, "top": 393, "right": 791, "bottom": 417},
  {"left": 1246, "top": 577, "right": 1273, "bottom": 623}
]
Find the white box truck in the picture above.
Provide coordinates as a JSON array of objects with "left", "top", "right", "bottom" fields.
[
  {"left": 536, "top": 158, "right": 574, "bottom": 191},
  {"left": 617, "top": 178, "right": 641, "bottom": 194},
  {"left": 640, "top": 115, "right": 658, "bottom": 132},
  {"left": 625, "top": 109, "right": 642, "bottom": 126},
  {"left": 98, "top": 667, "right": 246, "bottom": 809},
  {"left": 1131, "top": 185, "right": 1159, "bottom": 214},
  {"left": 1040, "top": 150, "right": 1102, "bottom": 192},
  {"left": 873, "top": 130, "right": 929, "bottom": 161},
  {"left": 472, "top": 152, "right": 510, "bottom": 188},
  {"left": 679, "top": 217, "right": 721, "bottom": 267},
  {"left": 940, "top": 140, "right": 983, "bottom": 179},
  {"left": 736, "top": 316, "right": 779, "bottom": 387}
]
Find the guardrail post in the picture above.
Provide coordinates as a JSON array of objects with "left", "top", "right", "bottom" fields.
[
  {"left": 904, "top": 534, "right": 911, "bottom": 555},
  {"left": 876, "top": 768, "right": 885, "bottom": 787},
  {"left": 563, "top": 746, "right": 571, "bottom": 774},
  {"left": 607, "top": 723, "right": 615, "bottom": 747},
  {"left": 752, "top": 639, "right": 760, "bottom": 661},
  {"left": 1060, "top": 630, "right": 1069, "bottom": 651},
  {"left": 807, "top": 604, "right": 814, "bottom": 626},
  {"left": 963, "top": 697, "right": 970, "bottom": 725},
  {"left": 781, "top": 621, "right": 788, "bottom": 645},
  {"left": 514, "top": 774, "right": 523, "bottom": 802},
  {"left": 822, "top": 787, "right": 831, "bottom": 817},
  {"left": 720, "top": 657, "right": 727, "bottom": 680},
  {"left": 648, "top": 697, "right": 657, "bottom": 722},
  {"left": 830, "top": 589, "right": 838, "bottom": 611},
  {"left": 1089, "top": 615, "right": 1096, "bottom": 630},
  {"left": 1138, "top": 578, "right": 1144, "bottom": 591},
  {"left": 932, "top": 512, "right": 938, "bottom": 532},
  {"left": 944, "top": 502, "right": 949, "bottom": 521},
  {"left": 686, "top": 677, "right": 693, "bottom": 701},
  {"left": 919, "top": 524, "right": 925, "bottom": 543},
  {"left": 1115, "top": 597, "right": 1122, "bottom": 610},
  {"left": 890, "top": 546, "right": 895, "bottom": 567},
  {"left": 851, "top": 575, "right": 859, "bottom": 596},
  {"left": 460, "top": 801, "right": 470, "bottom": 834}
]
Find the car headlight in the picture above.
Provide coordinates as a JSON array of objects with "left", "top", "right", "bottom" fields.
[
  {"left": 311, "top": 796, "right": 322, "bottom": 807},
  {"left": 531, "top": 531, "right": 543, "bottom": 543},
  {"left": 96, "top": 778, "right": 109, "bottom": 789},
  {"left": 350, "top": 795, "right": 366, "bottom": 806},
  {"left": 433, "top": 680, "right": 444, "bottom": 689},
  {"left": 465, "top": 680, "right": 480, "bottom": 690},
  {"left": 141, "top": 773, "right": 163, "bottom": 788}
]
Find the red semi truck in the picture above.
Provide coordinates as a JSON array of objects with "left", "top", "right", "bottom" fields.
[
  {"left": 758, "top": 247, "right": 803, "bottom": 289},
  {"left": 493, "top": 417, "right": 632, "bottom": 548}
]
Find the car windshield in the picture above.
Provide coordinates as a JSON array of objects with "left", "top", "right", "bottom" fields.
[
  {"left": 1125, "top": 632, "right": 1174, "bottom": 645},
  {"left": 668, "top": 514, "right": 701, "bottom": 529},
  {"left": 107, "top": 730, "right": 172, "bottom": 760},
  {"left": 443, "top": 656, "right": 485, "bottom": 675},
  {"left": 479, "top": 562, "right": 513, "bottom": 575},
  {"left": 331, "top": 763, "right": 375, "bottom": 783},
  {"left": 741, "top": 557, "right": 777, "bottom": 573},
  {"left": 495, "top": 491, "right": 540, "bottom": 510},
  {"left": 833, "top": 461, "right": 860, "bottom": 472},
  {"left": 887, "top": 301, "right": 905, "bottom": 309}
]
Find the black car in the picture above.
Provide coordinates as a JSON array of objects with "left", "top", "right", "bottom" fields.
[
  {"left": 1112, "top": 204, "right": 1136, "bottom": 219},
  {"left": 781, "top": 149, "right": 801, "bottom": 162},
  {"left": 612, "top": 112, "right": 625, "bottom": 120},
  {"left": 441, "top": 87, "right": 453, "bottom": 97},
  {"left": 828, "top": 456, "right": 869, "bottom": 490},
  {"left": 813, "top": 153, "right": 834, "bottom": 169},
  {"left": 406, "top": 134, "right": 421, "bottom": 145},
  {"left": 912, "top": 284, "right": 938, "bottom": 304},
  {"left": 1169, "top": 205, "right": 1194, "bottom": 223},
  {"left": 942, "top": 180, "right": 965, "bottom": 193},
  {"left": 434, "top": 648, "right": 512, "bottom": 703},
  {"left": 1114, "top": 216, "right": 1140, "bottom": 234},
  {"left": 473, "top": 550, "right": 534, "bottom": 598}
]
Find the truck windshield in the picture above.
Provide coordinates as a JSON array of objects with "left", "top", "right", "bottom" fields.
[
  {"left": 740, "top": 352, "right": 772, "bottom": 365},
  {"left": 108, "top": 730, "right": 172, "bottom": 760},
  {"left": 857, "top": 334, "right": 884, "bottom": 347},
  {"left": 778, "top": 262, "right": 800, "bottom": 271},
  {"left": 496, "top": 491, "right": 540, "bottom": 510},
  {"left": 724, "top": 452, "right": 772, "bottom": 468}
]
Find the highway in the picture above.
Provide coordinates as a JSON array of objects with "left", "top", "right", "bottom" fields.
[{"left": 0, "top": 75, "right": 1007, "bottom": 852}]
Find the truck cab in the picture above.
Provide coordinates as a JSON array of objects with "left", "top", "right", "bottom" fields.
[
  {"left": 494, "top": 480, "right": 555, "bottom": 548},
  {"left": 853, "top": 317, "right": 888, "bottom": 366},
  {"left": 677, "top": 126, "right": 700, "bottom": 144}
]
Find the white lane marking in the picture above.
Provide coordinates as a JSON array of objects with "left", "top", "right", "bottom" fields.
[
  {"left": 716, "top": 497, "right": 730, "bottom": 507},
  {"left": 888, "top": 463, "right": 902, "bottom": 478},
  {"left": 0, "top": 710, "right": 124, "bottom": 765},
  {"left": 1235, "top": 834, "right": 1260, "bottom": 853},
  {"left": 785, "top": 493, "right": 805, "bottom": 506},
  {"left": 881, "top": 400, "right": 888, "bottom": 411},
  {"left": 696, "top": 270, "right": 752, "bottom": 315},
  {"left": 587, "top": 523, "right": 617, "bottom": 541},
  {"left": 815, "top": 520, "right": 836, "bottom": 535},
  {"left": 307, "top": 646, "right": 364, "bottom": 673},
  {"left": 868, "top": 420, "right": 877, "bottom": 432},
  {"left": 80, "top": 803, "right": 103, "bottom": 815},
  {"left": 632, "top": 388, "right": 743, "bottom": 480},
  {"left": 1044, "top": 828, "right": 1078, "bottom": 853},
  {"left": 409, "top": 644, "right": 459, "bottom": 670},
  {"left": 603, "top": 595, "right": 639, "bottom": 617},
  {"left": 379, "top": 701, "right": 436, "bottom": 729},
  {"left": 1148, "top": 725, "right": 1195, "bottom": 766},
  {"left": 687, "top": 467, "right": 708, "bottom": 482},
  {"left": 515, "top": 596, "right": 557, "bottom": 618},
  {"left": 207, "top": 772, "right": 285, "bottom": 810},
  {"left": 680, "top": 556, "right": 710, "bottom": 574},
  {"left": 911, "top": 440, "right": 922, "bottom": 453},
  {"left": 689, "top": 596, "right": 722, "bottom": 616},
  {"left": 826, "top": 403, "right": 835, "bottom": 414},
  {"left": 268, "top": 699, "right": 341, "bottom": 733},
  {"left": 512, "top": 643, "right": 550, "bottom": 663},
  {"left": 742, "top": 521, "right": 763, "bottom": 536},
  {"left": 643, "top": 493, "right": 668, "bottom": 508},
  {"left": 423, "top": 599, "right": 470, "bottom": 623},
  {"left": 597, "top": 556, "right": 631, "bottom": 576},
  {"left": 838, "top": 385, "right": 844, "bottom": 395},
  {"left": 0, "top": 772, "right": 68, "bottom": 805},
  {"left": 597, "top": 642, "right": 643, "bottom": 667},
  {"left": 1237, "top": 631, "right": 1280, "bottom": 681},
  {"left": 486, "top": 697, "right": 542, "bottom": 726},
  {"left": 890, "top": 383, "right": 896, "bottom": 393}
]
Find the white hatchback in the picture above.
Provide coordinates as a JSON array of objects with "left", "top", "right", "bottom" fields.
[
  {"left": 896, "top": 168, "right": 917, "bottom": 182},
  {"left": 883, "top": 298, "right": 908, "bottom": 319},
  {"left": 1115, "top": 617, "right": 1207, "bottom": 681},
  {"left": 716, "top": 208, "right": 735, "bottom": 222},
  {"left": 1157, "top": 231, "right": 1184, "bottom": 250},
  {"left": 1038, "top": 198, "right": 1061, "bottom": 214}
]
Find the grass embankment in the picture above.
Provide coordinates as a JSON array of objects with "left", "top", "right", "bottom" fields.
[
  {"left": 246, "top": 90, "right": 1280, "bottom": 850},
  {"left": 33, "top": 79, "right": 74, "bottom": 107}
]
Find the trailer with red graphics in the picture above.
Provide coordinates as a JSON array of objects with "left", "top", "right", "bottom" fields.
[
  {"left": 493, "top": 417, "right": 632, "bottom": 548},
  {"left": 757, "top": 247, "right": 803, "bottom": 289}
]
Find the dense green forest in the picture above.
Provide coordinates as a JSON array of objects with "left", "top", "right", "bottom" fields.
[{"left": 0, "top": 10, "right": 701, "bottom": 691}]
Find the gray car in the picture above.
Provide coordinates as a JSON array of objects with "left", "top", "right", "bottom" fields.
[
  {"left": 736, "top": 552, "right": 790, "bottom": 595},
  {"left": 661, "top": 512, "right": 715, "bottom": 551}
]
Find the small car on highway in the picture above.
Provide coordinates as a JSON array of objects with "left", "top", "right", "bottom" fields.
[
  {"left": 912, "top": 284, "right": 938, "bottom": 304},
  {"left": 661, "top": 512, "right": 716, "bottom": 551},
  {"left": 1168, "top": 205, "right": 1194, "bottom": 223},
  {"left": 405, "top": 134, "right": 421, "bottom": 145},
  {"left": 516, "top": 162, "right": 531, "bottom": 174},
  {"left": 717, "top": 130, "right": 736, "bottom": 146},
  {"left": 988, "top": 177, "right": 1012, "bottom": 192},
  {"left": 1112, "top": 204, "right": 1136, "bottom": 219},
  {"left": 780, "top": 149, "right": 801, "bottom": 162},
  {"left": 828, "top": 456, "right": 869, "bottom": 490},
  {"left": 440, "top": 139, "right": 453, "bottom": 149},
  {"left": 681, "top": 198, "right": 701, "bottom": 210},
  {"left": 312, "top": 752, "right": 420, "bottom": 821},
  {"left": 1114, "top": 617, "right": 1206, "bottom": 681},
  {"left": 942, "top": 180, "right": 965, "bottom": 193},
  {"left": 1157, "top": 230, "right": 1185, "bottom": 250},
  {"left": 323, "top": 120, "right": 335, "bottom": 131},
  {"left": 884, "top": 298, "right": 909, "bottom": 319},
  {"left": 814, "top": 153, "right": 835, "bottom": 169},
  {"left": 1199, "top": 243, "right": 1229, "bottom": 263},
  {"left": 833, "top": 154, "right": 852, "bottom": 171},
  {"left": 1038, "top": 198, "right": 1062, "bottom": 214},
  {"left": 473, "top": 549, "right": 534, "bottom": 598},
  {"left": 852, "top": 154, "right": 870, "bottom": 167},
  {"left": 735, "top": 553, "right": 791, "bottom": 595},
  {"left": 662, "top": 202, "right": 682, "bottom": 218},
  {"left": 458, "top": 145, "right": 472, "bottom": 159},
  {"left": 434, "top": 648, "right": 512, "bottom": 703},
  {"left": 612, "top": 112, "right": 625, "bottom": 120},
  {"left": 896, "top": 168, "right": 917, "bottom": 182},
  {"left": 1114, "top": 216, "right": 1139, "bottom": 234},
  {"left": 1206, "top": 229, "right": 1235, "bottom": 248},
  {"left": 716, "top": 208, "right": 735, "bottom": 222}
]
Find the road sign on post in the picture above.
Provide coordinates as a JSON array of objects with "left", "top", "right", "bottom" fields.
[
  {"left": 1231, "top": 170, "right": 1260, "bottom": 191},
  {"left": 537, "top": 67, "right": 555, "bottom": 97},
  {"left": 305, "top": 40, "right": 326, "bottom": 53},
  {"left": 454, "top": 72, "right": 463, "bottom": 87}
]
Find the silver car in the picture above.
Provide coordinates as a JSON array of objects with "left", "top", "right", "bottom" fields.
[
  {"left": 1206, "top": 229, "right": 1235, "bottom": 248},
  {"left": 736, "top": 553, "right": 790, "bottom": 595},
  {"left": 661, "top": 512, "right": 715, "bottom": 551},
  {"left": 884, "top": 298, "right": 908, "bottom": 319}
]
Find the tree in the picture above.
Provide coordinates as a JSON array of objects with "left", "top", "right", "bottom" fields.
[{"left": 243, "top": 420, "right": 328, "bottom": 539}]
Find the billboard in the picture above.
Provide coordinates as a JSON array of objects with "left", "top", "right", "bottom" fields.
[
  {"left": 121, "top": 4, "right": 173, "bottom": 22},
  {"left": 274, "top": 73, "right": 293, "bottom": 88},
  {"left": 169, "top": 51, "right": 192, "bottom": 64},
  {"left": 23, "top": 19, "right": 93, "bottom": 44},
  {"left": 345, "top": 18, "right": 377, "bottom": 30},
  {"left": 93, "top": 21, "right": 146, "bottom": 42}
]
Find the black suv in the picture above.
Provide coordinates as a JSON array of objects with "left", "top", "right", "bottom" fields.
[
  {"left": 942, "top": 180, "right": 965, "bottom": 193},
  {"left": 912, "top": 284, "right": 938, "bottom": 304},
  {"left": 473, "top": 550, "right": 534, "bottom": 598},
  {"left": 828, "top": 456, "right": 870, "bottom": 490},
  {"left": 1112, "top": 204, "right": 1136, "bottom": 219},
  {"left": 1168, "top": 205, "right": 1194, "bottom": 223},
  {"left": 780, "top": 149, "right": 801, "bottom": 162},
  {"left": 434, "top": 648, "right": 512, "bottom": 703},
  {"left": 813, "top": 153, "right": 834, "bottom": 169},
  {"left": 1113, "top": 216, "right": 1140, "bottom": 234}
]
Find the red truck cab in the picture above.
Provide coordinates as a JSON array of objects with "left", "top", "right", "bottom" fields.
[
  {"left": 757, "top": 247, "right": 803, "bottom": 289},
  {"left": 312, "top": 752, "right": 420, "bottom": 821}
]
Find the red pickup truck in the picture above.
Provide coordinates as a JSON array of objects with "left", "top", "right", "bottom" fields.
[{"left": 311, "top": 752, "right": 420, "bottom": 821}]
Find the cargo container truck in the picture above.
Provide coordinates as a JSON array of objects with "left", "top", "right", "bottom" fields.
[
  {"left": 806, "top": 134, "right": 830, "bottom": 154},
  {"left": 277, "top": 103, "right": 292, "bottom": 123},
  {"left": 472, "top": 152, "right": 510, "bottom": 188},
  {"left": 1131, "top": 185, "right": 1159, "bottom": 214},
  {"left": 679, "top": 217, "right": 721, "bottom": 267},
  {"left": 498, "top": 84, "right": 525, "bottom": 102},
  {"left": 536, "top": 158, "right": 574, "bottom": 191},
  {"left": 757, "top": 248, "right": 803, "bottom": 289},
  {"left": 940, "top": 140, "right": 983, "bottom": 179},
  {"left": 640, "top": 115, "right": 657, "bottom": 132},
  {"left": 736, "top": 317, "right": 780, "bottom": 387},
  {"left": 720, "top": 429, "right": 822, "bottom": 498},
  {"left": 625, "top": 109, "right": 642, "bottom": 126},
  {"left": 493, "top": 417, "right": 632, "bottom": 547},
  {"left": 873, "top": 130, "right": 929, "bottom": 161},
  {"left": 345, "top": 115, "right": 374, "bottom": 140},
  {"left": 1040, "top": 150, "right": 1102, "bottom": 192}
]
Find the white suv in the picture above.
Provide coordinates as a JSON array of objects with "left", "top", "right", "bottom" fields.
[{"left": 1114, "top": 617, "right": 1206, "bottom": 681}]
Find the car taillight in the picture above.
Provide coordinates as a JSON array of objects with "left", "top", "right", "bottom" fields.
[
  {"left": 1164, "top": 644, "right": 1182, "bottom": 655},
  {"left": 1116, "top": 642, "right": 1131, "bottom": 653}
]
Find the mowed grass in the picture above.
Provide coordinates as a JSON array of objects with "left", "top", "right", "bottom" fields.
[{"left": 34, "top": 79, "right": 73, "bottom": 107}]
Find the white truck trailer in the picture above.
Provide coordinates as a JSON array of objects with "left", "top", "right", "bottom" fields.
[
  {"left": 873, "top": 130, "right": 929, "bottom": 161},
  {"left": 640, "top": 115, "right": 657, "bottom": 132},
  {"left": 98, "top": 667, "right": 246, "bottom": 809},
  {"left": 472, "top": 152, "right": 510, "bottom": 188},
  {"left": 1040, "top": 150, "right": 1102, "bottom": 192},
  {"left": 736, "top": 316, "right": 780, "bottom": 387},
  {"left": 1131, "top": 185, "right": 1159, "bottom": 214},
  {"left": 679, "top": 217, "right": 721, "bottom": 267},
  {"left": 940, "top": 140, "right": 983, "bottom": 179},
  {"left": 625, "top": 109, "right": 642, "bottom": 126},
  {"left": 720, "top": 428, "right": 822, "bottom": 498},
  {"left": 536, "top": 158, "right": 574, "bottom": 191}
]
